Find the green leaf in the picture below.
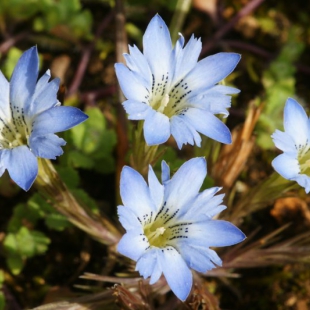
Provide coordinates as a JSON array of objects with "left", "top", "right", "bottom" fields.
[
  {"left": 66, "top": 107, "right": 116, "bottom": 173},
  {"left": 3, "top": 227, "right": 50, "bottom": 258},
  {"left": 0, "top": 292, "right": 5, "bottom": 310},
  {"left": 6, "top": 255, "right": 24, "bottom": 276},
  {"left": 56, "top": 166, "right": 80, "bottom": 189},
  {"left": 45, "top": 213, "right": 72, "bottom": 231}
]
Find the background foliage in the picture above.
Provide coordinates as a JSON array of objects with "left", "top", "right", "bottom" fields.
[{"left": 0, "top": 0, "right": 310, "bottom": 309}]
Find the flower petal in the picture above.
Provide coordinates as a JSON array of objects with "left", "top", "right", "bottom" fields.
[
  {"left": 185, "top": 53, "right": 241, "bottom": 92},
  {"left": 143, "top": 14, "right": 172, "bottom": 83},
  {"left": 189, "top": 220, "right": 246, "bottom": 247},
  {"left": 144, "top": 110, "right": 170, "bottom": 145},
  {"left": 181, "top": 108, "right": 232, "bottom": 144},
  {"left": 293, "top": 174, "right": 310, "bottom": 194},
  {"left": 165, "top": 157, "right": 206, "bottom": 215},
  {"left": 284, "top": 98, "right": 310, "bottom": 147},
  {"left": 32, "top": 106, "right": 88, "bottom": 136},
  {"left": 148, "top": 166, "right": 164, "bottom": 211},
  {"left": 271, "top": 129, "right": 297, "bottom": 154},
  {"left": 118, "top": 205, "right": 141, "bottom": 231},
  {"left": 125, "top": 45, "right": 152, "bottom": 86},
  {"left": 272, "top": 153, "right": 300, "bottom": 179},
  {"left": 10, "top": 46, "right": 39, "bottom": 111},
  {"left": 28, "top": 77, "right": 60, "bottom": 116},
  {"left": 117, "top": 230, "right": 149, "bottom": 261},
  {"left": 29, "top": 133, "right": 66, "bottom": 159},
  {"left": 0, "top": 71, "right": 10, "bottom": 120},
  {"left": 2, "top": 146, "right": 38, "bottom": 191},
  {"left": 122, "top": 100, "right": 153, "bottom": 120},
  {"left": 120, "top": 166, "right": 156, "bottom": 215},
  {"left": 136, "top": 248, "right": 161, "bottom": 281},
  {"left": 159, "top": 246, "right": 192, "bottom": 301},
  {"left": 176, "top": 243, "right": 219, "bottom": 273},
  {"left": 170, "top": 114, "right": 202, "bottom": 148},
  {"left": 172, "top": 35, "right": 202, "bottom": 84},
  {"left": 115, "top": 63, "right": 150, "bottom": 101},
  {"left": 161, "top": 160, "right": 170, "bottom": 184}
]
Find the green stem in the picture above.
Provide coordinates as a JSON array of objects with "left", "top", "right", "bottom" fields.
[
  {"left": 35, "top": 158, "right": 121, "bottom": 246},
  {"left": 130, "top": 121, "right": 163, "bottom": 178},
  {"left": 169, "top": 0, "right": 192, "bottom": 43}
]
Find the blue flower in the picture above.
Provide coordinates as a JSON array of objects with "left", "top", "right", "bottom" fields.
[
  {"left": 117, "top": 157, "right": 245, "bottom": 301},
  {"left": 115, "top": 14, "right": 240, "bottom": 149},
  {"left": 272, "top": 98, "right": 310, "bottom": 193},
  {"left": 0, "top": 46, "right": 88, "bottom": 191}
]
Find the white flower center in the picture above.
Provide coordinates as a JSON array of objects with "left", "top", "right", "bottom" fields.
[
  {"left": 297, "top": 143, "right": 310, "bottom": 173},
  {"left": 0, "top": 107, "right": 31, "bottom": 149},
  {"left": 147, "top": 73, "right": 192, "bottom": 118},
  {"left": 140, "top": 202, "right": 192, "bottom": 248}
]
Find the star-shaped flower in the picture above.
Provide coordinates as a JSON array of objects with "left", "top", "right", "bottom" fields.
[
  {"left": 117, "top": 157, "right": 246, "bottom": 300},
  {"left": 0, "top": 46, "right": 88, "bottom": 190},
  {"left": 272, "top": 98, "right": 310, "bottom": 193},
  {"left": 115, "top": 14, "right": 240, "bottom": 148}
]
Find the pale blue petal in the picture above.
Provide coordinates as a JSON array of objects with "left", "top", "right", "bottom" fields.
[
  {"left": 144, "top": 110, "right": 170, "bottom": 145},
  {"left": 117, "top": 205, "right": 141, "bottom": 231},
  {"left": 185, "top": 53, "right": 241, "bottom": 92},
  {"left": 159, "top": 246, "right": 192, "bottom": 301},
  {"left": 209, "top": 85, "right": 240, "bottom": 95},
  {"left": 125, "top": 45, "right": 152, "bottom": 86},
  {"left": 143, "top": 15, "right": 172, "bottom": 83},
  {"left": 149, "top": 255, "right": 162, "bottom": 284},
  {"left": 115, "top": 63, "right": 150, "bottom": 101},
  {"left": 28, "top": 78, "right": 60, "bottom": 116},
  {"left": 272, "top": 129, "right": 297, "bottom": 154},
  {"left": 284, "top": 98, "right": 310, "bottom": 147},
  {"left": 29, "top": 133, "right": 66, "bottom": 159},
  {"left": 165, "top": 158, "right": 206, "bottom": 215},
  {"left": 176, "top": 243, "right": 218, "bottom": 273},
  {"left": 117, "top": 230, "right": 148, "bottom": 261},
  {"left": 2, "top": 146, "right": 38, "bottom": 191},
  {"left": 272, "top": 153, "right": 299, "bottom": 179},
  {"left": 0, "top": 151, "right": 7, "bottom": 177},
  {"left": 184, "top": 189, "right": 226, "bottom": 220},
  {"left": 120, "top": 166, "right": 156, "bottom": 215},
  {"left": 122, "top": 100, "right": 153, "bottom": 120},
  {"left": 35, "top": 69, "right": 51, "bottom": 93},
  {"left": 0, "top": 71, "right": 10, "bottom": 120},
  {"left": 293, "top": 174, "right": 310, "bottom": 194},
  {"left": 161, "top": 160, "right": 170, "bottom": 184},
  {"left": 136, "top": 248, "right": 161, "bottom": 281},
  {"left": 10, "top": 46, "right": 39, "bottom": 111},
  {"left": 181, "top": 108, "right": 232, "bottom": 144},
  {"left": 172, "top": 35, "right": 202, "bottom": 84},
  {"left": 32, "top": 107, "right": 88, "bottom": 136},
  {"left": 148, "top": 166, "right": 164, "bottom": 211},
  {"left": 170, "top": 115, "right": 201, "bottom": 149},
  {"left": 187, "top": 92, "right": 232, "bottom": 117},
  {"left": 189, "top": 220, "right": 246, "bottom": 247}
]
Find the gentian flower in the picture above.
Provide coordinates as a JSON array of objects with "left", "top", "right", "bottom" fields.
[
  {"left": 272, "top": 98, "right": 310, "bottom": 193},
  {"left": 115, "top": 14, "right": 240, "bottom": 149},
  {"left": 117, "top": 157, "right": 245, "bottom": 301},
  {"left": 0, "top": 46, "right": 88, "bottom": 191}
]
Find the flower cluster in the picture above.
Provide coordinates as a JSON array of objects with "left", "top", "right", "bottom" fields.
[
  {"left": 0, "top": 47, "right": 88, "bottom": 191},
  {"left": 272, "top": 98, "right": 310, "bottom": 193},
  {"left": 115, "top": 14, "right": 240, "bottom": 149},
  {"left": 118, "top": 158, "right": 245, "bottom": 300}
]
